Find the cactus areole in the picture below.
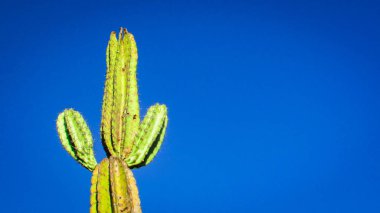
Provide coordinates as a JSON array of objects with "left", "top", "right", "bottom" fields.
[{"left": 56, "top": 28, "right": 168, "bottom": 213}]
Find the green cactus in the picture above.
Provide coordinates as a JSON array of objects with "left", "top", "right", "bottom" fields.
[{"left": 56, "top": 28, "right": 168, "bottom": 213}]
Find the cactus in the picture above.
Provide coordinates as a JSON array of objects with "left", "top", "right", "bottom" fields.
[{"left": 56, "top": 28, "right": 168, "bottom": 213}]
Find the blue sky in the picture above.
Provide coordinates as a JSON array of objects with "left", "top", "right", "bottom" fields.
[{"left": 0, "top": 0, "right": 379, "bottom": 212}]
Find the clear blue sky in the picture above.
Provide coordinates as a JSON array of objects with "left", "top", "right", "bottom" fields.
[{"left": 0, "top": 0, "right": 379, "bottom": 212}]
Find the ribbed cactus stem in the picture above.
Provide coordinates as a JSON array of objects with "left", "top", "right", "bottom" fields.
[
  {"left": 90, "top": 157, "right": 141, "bottom": 213},
  {"left": 101, "top": 29, "right": 140, "bottom": 158},
  {"left": 56, "top": 27, "right": 169, "bottom": 213}
]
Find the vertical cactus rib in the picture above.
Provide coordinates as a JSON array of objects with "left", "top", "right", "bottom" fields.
[
  {"left": 126, "top": 104, "right": 167, "bottom": 167},
  {"left": 96, "top": 159, "right": 113, "bottom": 213},
  {"left": 121, "top": 32, "right": 140, "bottom": 158},
  {"left": 90, "top": 166, "right": 99, "bottom": 213},
  {"left": 122, "top": 161, "right": 142, "bottom": 213},
  {"left": 111, "top": 28, "right": 129, "bottom": 155},
  {"left": 56, "top": 109, "right": 97, "bottom": 171},
  {"left": 109, "top": 157, "right": 132, "bottom": 213},
  {"left": 101, "top": 31, "right": 118, "bottom": 157}
]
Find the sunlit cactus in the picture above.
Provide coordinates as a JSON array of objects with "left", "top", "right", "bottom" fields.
[{"left": 56, "top": 28, "right": 168, "bottom": 213}]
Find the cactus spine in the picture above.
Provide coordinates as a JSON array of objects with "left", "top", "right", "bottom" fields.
[{"left": 56, "top": 28, "right": 168, "bottom": 213}]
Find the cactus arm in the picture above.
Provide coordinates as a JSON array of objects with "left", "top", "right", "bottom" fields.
[
  {"left": 101, "top": 32, "right": 118, "bottom": 157},
  {"left": 126, "top": 104, "right": 167, "bottom": 167},
  {"left": 57, "top": 112, "right": 77, "bottom": 159},
  {"left": 143, "top": 115, "right": 168, "bottom": 165},
  {"left": 56, "top": 109, "right": 97, "bottom": 171},
  {"left": 67, "top": 110, "right": 93, "bottom": 150},
  {"left": 121, "top": 32, "right": 140, "bottom": 157},
  {"left": 64, "top": 109, "right": 97, "bottom": 170},
  {"left": 96, "top": 159, "right": 113, "bottom": 213}
]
